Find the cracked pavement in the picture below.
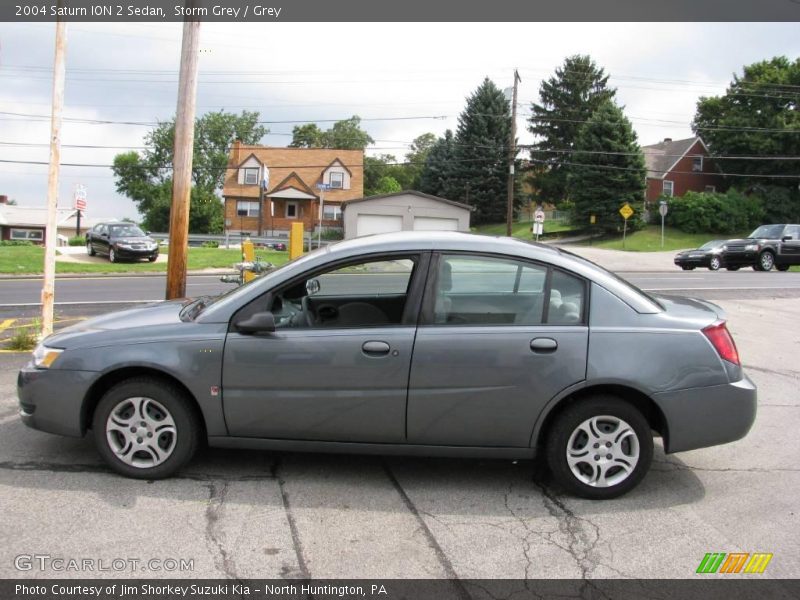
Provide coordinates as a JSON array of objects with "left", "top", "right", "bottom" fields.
[{"left": 0, "top": 298, "right": 798, "bottom": 580}]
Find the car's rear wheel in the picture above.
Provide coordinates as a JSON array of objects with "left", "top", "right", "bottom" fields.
[
  {"left": 709, "top": 256, "right": 721, "bottom": 271},
  {"left": 87, "top": 241, "right": 96, "bottom": 256},
  {"left": 109, "top": 248, "right": 118, "bottom": 263},
  {"left": 776, "top": 265, "right": 790, "bottom": 272},
  {"left": 545, "top": 396, "right": 653, "bottom": 499},
  {"left": 758, "top": 251, "right": 774, "bottom": 271},
  {"left": 92, "top": 377, "right": 201, "bottom": 479},
  {"left": 726, "top": 266, "right": 740, "bottom": 271}
]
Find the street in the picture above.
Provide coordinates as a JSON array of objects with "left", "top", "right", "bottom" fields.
[{"left": 1, "top": 294, "right": 799, "bottom": 580}]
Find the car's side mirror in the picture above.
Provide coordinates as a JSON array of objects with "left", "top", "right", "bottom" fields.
[
  {"left": 781, "top": 236, "right": 792, "bottom": 242},
  {"left": 236, "top": 311, "right": 276, "bottom": 334}
]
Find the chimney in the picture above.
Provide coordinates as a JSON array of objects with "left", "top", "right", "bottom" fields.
[
  {"left": 663, "top": 137, "right": 672, "bottom": 143},
  {"left": 0, "top": 195, "right": 7, "bottom": 204},
  {"left": 231, "top": 140, "right": 242, "bottom": 165}
]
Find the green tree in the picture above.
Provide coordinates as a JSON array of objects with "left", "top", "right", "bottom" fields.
[
  {"left": 419, "top": 130, "right": 457, "bottom": 197},
  {"left": 450, "top": 78, "right": 517, "bottom": 224},
  {"left": 112, "top": 110, "right": 267, "bottom": 233},
  {"left": 567, "top": 99, "right": 646, "bottom": 234},
  {"left": 364, "top": 154, "right": 414, "bottom": 196},
  {"left": 693, "top": 56, "right": 800, "bottom": 215},
  {"left": 404, "top": 132, "right": 437, "bottom": 189},
  {"left": 528, "top": 55, "right": 616, "bottom": 206},
  {"left": 374, "top": 176, "right": 402, "bottom": 195},
  {"left": 289, "top": 116, "right": 374, "bottom": 150}
]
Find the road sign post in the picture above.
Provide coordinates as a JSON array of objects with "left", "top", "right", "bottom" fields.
[
  {"left": 659, "top": 200, "right": 669, "bottom": 248},
  {"left": 73, "top": 184, "right": 87, "bottom": 236},
  {"left": 619, "top": 203, "right": 634, "bottom": 250},
  {"left": 533, "top": 208, "right": 545, "bottom": 241}
]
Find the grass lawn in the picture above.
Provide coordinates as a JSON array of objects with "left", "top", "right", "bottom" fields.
[
  {"left": 0, "top": 246, "right": 290, "bottom": 275},
  {"left": 474, "top": 219, "right": 578, "bottom": 239},
  {"left": 581, "top": 225, "right": 751, "bottom": 252}
]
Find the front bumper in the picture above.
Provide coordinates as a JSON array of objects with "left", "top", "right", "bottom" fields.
[
  {"left": 674, "top": 255, "right": 712, "bottom": 268},
  {"left": 652, "top": 374, "right": 757, "bottom": 454},
  {"left": 720, "top": 250, "right": 757, "bottom": 266},
  {"left": 17, "top": 366, "right": 96, "bottom": 437},
  {"left": 113, "top": 245, "right": 158, "bottom": 259}
]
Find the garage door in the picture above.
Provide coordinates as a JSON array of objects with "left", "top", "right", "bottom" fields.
[
  {"left": 356, "top": 214, "right": 404, "bottom": 237},
  {"left": 413, "top": 216, "right": 459, "bottom": 231}
]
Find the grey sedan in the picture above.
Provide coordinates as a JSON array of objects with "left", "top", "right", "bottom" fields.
[{"left": 18, "top": 232, "right": 756, "bottom": 499}]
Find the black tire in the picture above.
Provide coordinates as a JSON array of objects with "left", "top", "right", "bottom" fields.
[
  {"left": 545, "top": 395, "right": 653, "bottom": 500},
  {"left": 92, "top": 376, "right": 201, "bottom": 479},
  {"left": 726, "top": 266, "right": 740, "bottom": 271},
  {"left": 109, "top": 248, "right": 118, "bottom": 263},
  {"left": 776, "top": 265, "right": 790, "bottom": 272},
  {"left": 148, "top": 255, "right": 158, "bottom": 262},
  {"left": 708, "top": 256, "right": 721, "bottom": 271},
  {"left": 87, "top": 241, "right": 96, "bottom": 256},
  {"left": 681, "top": 266, "right": 694, "bottom": 271},
  {"left": 758, "top": 251, "right": 774, "bottom": 272}
]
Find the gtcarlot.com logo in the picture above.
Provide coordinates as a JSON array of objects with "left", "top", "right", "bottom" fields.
[
  {"left": 696, "top": 552, "right": 773, "bottom": 574},
  {"left": 14, "top": 554, "right": 194, "bottom": 573}
]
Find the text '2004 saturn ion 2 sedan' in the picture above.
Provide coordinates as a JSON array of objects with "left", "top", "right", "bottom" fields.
[{"left": 18, "top": 232, "right": 756, "bottom": 499}]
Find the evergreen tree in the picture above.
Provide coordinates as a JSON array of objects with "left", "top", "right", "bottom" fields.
[
  {"left": 451, "top": 78, "right": 515, "bottom": 225},
  {"left": 529, "top": 55, "right": 616, "bottom": 205},
  {"left": 567, "top": 99, "right": 646, "bottom": 234},
  {"left": 419, "top": 130, "right": 456, "bottom": 197}
]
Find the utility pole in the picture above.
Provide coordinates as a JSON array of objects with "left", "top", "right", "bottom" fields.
[
  {"left": 505, "top": 69, "right": 521, "bottom": 237},
  {"left": 41, "top": 16, "right": 67, "bottom": 338},
  {"left": 165, "top": 16, "right": 201, "bottom": 300}
]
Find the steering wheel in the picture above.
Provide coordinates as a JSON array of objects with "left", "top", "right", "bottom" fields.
[{"left": 301, "top": 295, "right": 316, "bottom": 327}]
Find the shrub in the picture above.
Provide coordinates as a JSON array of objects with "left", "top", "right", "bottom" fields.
[
  {"left": 0, "top": 240, "right": 34, "bottom": 247},
  {"left": 201, "top": 240, "right": 220, "bottom": 248},
  {"left": 8, "top": 320, "right": 40, "bottom": 351},
  {"left": 68, "top": 236, "right": 85, "bottom": 246},
  {"left": 668, "top": 189, "right": 764, "bottom": 234},
  {"left": 320, "top": 228, "right": 344, "bottom": 241}
]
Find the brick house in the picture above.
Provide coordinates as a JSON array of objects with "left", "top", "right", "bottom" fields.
[
  {"left": 221, "top": 142, "right": 364, "bottom": 236},
  {"left": 642, "top": 137, "right": 725, "bottom": 204}
]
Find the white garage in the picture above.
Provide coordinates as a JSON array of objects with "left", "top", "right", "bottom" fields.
[{"left": 342, "top": 191, "right": 472, "bottom": 239}]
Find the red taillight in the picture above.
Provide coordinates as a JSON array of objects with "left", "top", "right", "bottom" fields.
[{"left": 703, "top": 322, "right": 740, "bottom": 366}]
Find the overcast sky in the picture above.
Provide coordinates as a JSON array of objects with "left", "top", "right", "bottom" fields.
[{"left": 0, "top": 22, "right": 798, "bottom": 221}]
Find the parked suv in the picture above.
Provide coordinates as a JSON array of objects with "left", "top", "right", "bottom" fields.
[
  {"left": 721, "top": 224, "right": 800, "bottom": 271},
  {"left": 86, "top": 222, "right": 159, "bottom": 263}
]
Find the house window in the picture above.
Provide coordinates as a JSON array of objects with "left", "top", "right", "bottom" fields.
[
  {"left": 243, "top": 168, "right": 259, "bottom": 185},
  {"left": 329, "top": 171, "right": 344, "bottom": 189},
  {"left": 704, "top": 185, "right": 716, "bottom": 193},
  {"left": 692, "top": 156, "right": 703, "bottom": 172},
  {"left": 10, "top": 228, "right": 43, "bottom": 241},
  {"left": 663, "top": 180, "right": 674, "bottom": 197},
  {"left": 286, "top": 202, "right": 298, "bottom": 219},
  {"left": 236, "top": 200, "right": 259, "bottom": 217},
  {"left": 323, "top": 204, "right": 342, "bottom": 220}
]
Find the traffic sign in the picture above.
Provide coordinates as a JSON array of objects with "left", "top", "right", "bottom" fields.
[
  {"left": 316, "top": 183, "right": 331, "bottom": 191},
  {"left": 619, "top": 203, "right": 634, "bottom": 220},
  {"left": 73, "top": 184, "right": 87, "bottom": 211},
  {"left": 534, "top": 209, "right": 545, "bottom": 224},
  {"left": 658, "top": 202, "right": 668, "bottom": 217}
]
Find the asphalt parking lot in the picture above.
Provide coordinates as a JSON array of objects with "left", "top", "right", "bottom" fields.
[{"left": 1, "top": 297, "right": 798, "bottom": 581}]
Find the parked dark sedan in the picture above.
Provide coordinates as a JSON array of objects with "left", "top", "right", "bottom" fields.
[
  {"left": 18, "top": 232, "right": 756, "bottom": 499},
  {"left": 673, "top": 240, "right": 726, "bottom": 271},
  {"left": 86, "top": 222, "right": 159, "bottom": 263}
]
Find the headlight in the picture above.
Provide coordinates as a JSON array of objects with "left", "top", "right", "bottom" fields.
[
  {"left": 32, "top": 344, "right": 63, "bottom": 369},
  {"left": 744, "top": 243, "right": 760, "bottom": 251}
]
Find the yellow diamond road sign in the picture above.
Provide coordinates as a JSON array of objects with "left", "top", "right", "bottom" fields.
[{"left": 619, "top": 203, "right": 634, "bottom": 220}]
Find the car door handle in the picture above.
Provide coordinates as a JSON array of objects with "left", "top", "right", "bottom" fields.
[
  {"left": 530, "top": 338, "right": 558, "bottom": 353},
  {"left": 362, "top": 341, "right": 391, "bottom": 356}
]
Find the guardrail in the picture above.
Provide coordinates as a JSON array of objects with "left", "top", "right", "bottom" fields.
[{"left": 148, "top": 232, "right": 335, "bottom": 249}]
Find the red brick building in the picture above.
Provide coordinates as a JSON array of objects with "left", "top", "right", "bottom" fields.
[
  {"left": 221, "top": 142, "right": 364, "bottom": 236},
  {"left": 642, "top": 137, "right": 725, "bottom": 204}
]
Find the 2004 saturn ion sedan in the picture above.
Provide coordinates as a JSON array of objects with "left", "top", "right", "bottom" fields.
[{"left": 18, "top": 232, "right": 756, "bottom": 499}]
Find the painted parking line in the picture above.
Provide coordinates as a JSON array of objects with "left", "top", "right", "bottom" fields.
[{"left": 0, "top": 319, "right": 16, "bottom": 334}]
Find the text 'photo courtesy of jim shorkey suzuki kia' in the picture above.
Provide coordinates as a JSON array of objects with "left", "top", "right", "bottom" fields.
[{"left": 17, "top": 232, "right": 757, "bottom": 500}]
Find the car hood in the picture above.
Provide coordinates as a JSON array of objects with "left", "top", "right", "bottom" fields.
[{"left": 45, "top": 300, "right": 186, "bottom": 348}]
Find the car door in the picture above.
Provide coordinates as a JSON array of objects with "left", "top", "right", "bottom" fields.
[
  {"left": 779, "top": 225, "right": 800, "bottom": 264},
  {"left": 407, "top": 253, "right": 589, "bottom": 448},
  {"left": 221, "top": 253, "right": 429, "bottom": 443}
]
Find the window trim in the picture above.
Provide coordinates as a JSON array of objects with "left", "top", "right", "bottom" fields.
[
  {"left": 236, "top": 200, "right": 259, "bottom": 217},
  {"left": 243, "top": 167, "right": 259, "bottom": 185},
  {"left": 329, "top": 171, "right": 345, "bottom": 189},
  {"left": 322, "top": 204, "right": 342, "bottom": 220},
  {"left": 285, "top": 201, "right": 299, "bottom": 219},
  {"left": 704, "top": 185, "right": 716, "bottom": 193},
  {"left": 419, "top": 251, "right": 588, "bottom": 327},
  {"left": 10, "top": 228, "right": 44, "bottom": 241},
  {"left": 692, "top": 156, "right": 703, "bottom": 172},
  {"left": 662, "top": 180, "right": 674, "bottom": 197}
]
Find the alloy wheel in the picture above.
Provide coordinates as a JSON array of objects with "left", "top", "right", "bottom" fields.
[
  {"left": 759, "top": 252, "right": 774, "bottom": 271},
  {"left": 565, "top": 415, "right": 640, "bottom": 488},
  {"left": 105, "top": 397, "right": 177, "bottom": 468},
  {"left": 709, "top": 256, "right": 721, "bottom": 271}
]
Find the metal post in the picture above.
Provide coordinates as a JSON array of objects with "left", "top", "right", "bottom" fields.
[
  {"left": 41, "top": 16, "right": 67, "bottom": 338},
  {"left": 75, "top": 209, "right": 81, "bottom": 237},
  {"left": 661, "top": 213, "right": 665, "bottom": 248},
  {"left": 317, "top": 189, "right": 325, "bottom": 249},
  {"left": 623, "top": 217, "right": 628, "bottom": 250},
  {"left": 165, "top": 16, "right": 200, "bottom": 300},
  {"left": 505, "top": 69, "right": 521, "bottom": 237}
]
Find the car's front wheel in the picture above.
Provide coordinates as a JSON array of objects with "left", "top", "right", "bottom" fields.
[
  {"left": 545, "top": 396, "right": 653, "bottom": 499},
  {"left": 709, "top": 256, "right": 721, "bottom": 271},
  {"left": 758, "top": 251, "right": 774, "bottom": 272},
  {"left": 87, "top": 241, "right": 96, "bottom": 256},
  {"left": 92, "top": 377, "right": 201, "bottom": 479},
  {"left": 148, "top": 255, "right": 158, "bottom": 262},
  {"left": 109, "top": 248, "right": 118, "bottom": 263}
]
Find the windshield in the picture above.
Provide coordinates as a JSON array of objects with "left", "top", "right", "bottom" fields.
[
  {"left": 749, "top": 225, "right": 784, "bottom": 239},
  {"left": 699, "top": 240, "right": 724, "bottom": 250},
  {"left": 109, "top": 224, "right": 146, "bottom": 237}
]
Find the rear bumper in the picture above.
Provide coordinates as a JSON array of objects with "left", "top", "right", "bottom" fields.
[
  {"left": 17, "top": 366, "right": 94, "bottom": 437},
  {"left": 653, "top": 375, "right": 757, "bottom": 453}
]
